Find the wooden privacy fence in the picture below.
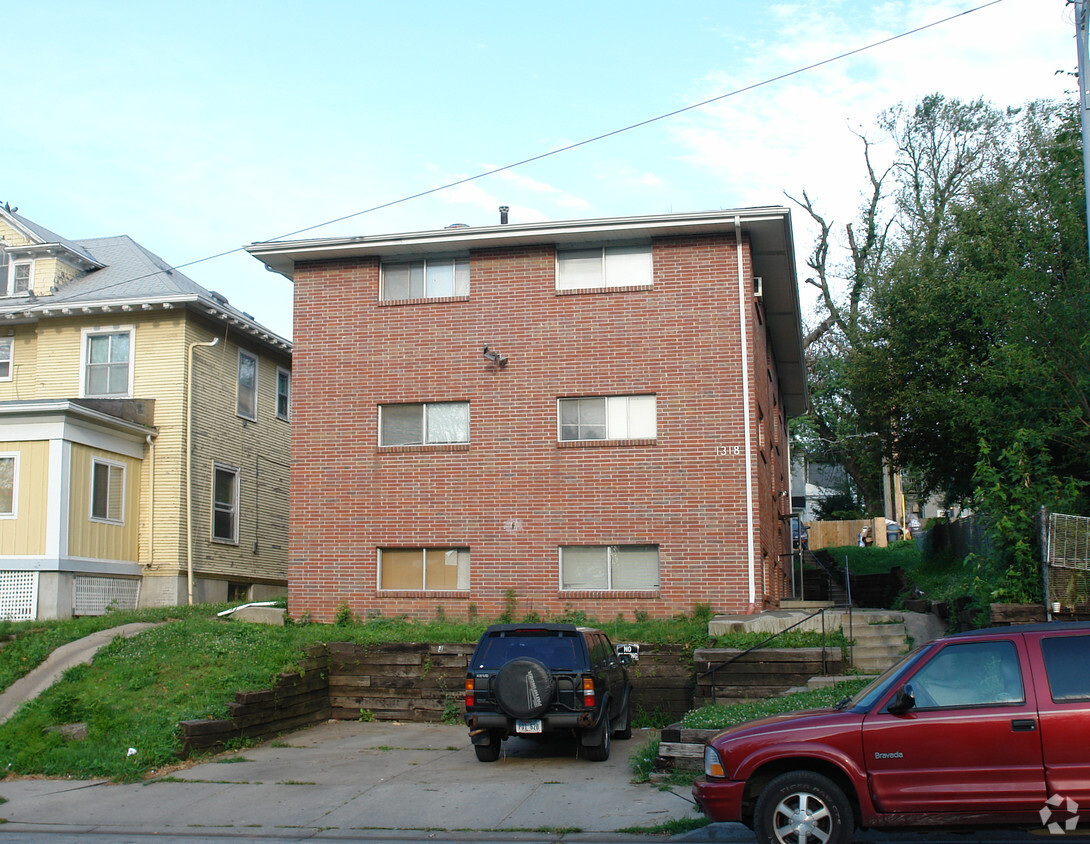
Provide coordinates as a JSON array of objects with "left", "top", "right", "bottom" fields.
[
  {"left": 179, "top": 641, "right": 697, "bottom": 755},
  {"left": 805, "top": 518, "right": 886, "bottom": 550}
]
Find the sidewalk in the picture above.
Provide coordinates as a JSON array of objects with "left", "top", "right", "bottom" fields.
[{"left": 0, "top": 622, "right": 160, "bottom": 725}]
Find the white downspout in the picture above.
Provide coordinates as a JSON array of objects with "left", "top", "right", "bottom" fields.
[
  {"left": 186, "top": 337, "right": 220, "bottom": 605},
  {"left": 145, "top": 433, "right": 155, "bottom": 568},
  {"left": 735, "top": 216, "right": 757, "bottom": 608}
]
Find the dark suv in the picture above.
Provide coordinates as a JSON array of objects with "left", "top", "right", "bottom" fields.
[{"left": 463, "top": 623, "right": 633, "bottom": 762}]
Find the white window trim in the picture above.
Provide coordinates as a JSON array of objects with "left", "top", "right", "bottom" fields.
[
  {"left": 89, "top": 457, "right": 126, "bottom": 525},
  {"left": 557, "top": 544, "right": 661, "bottom": 591},
  {"left": 276, "top": 366, "right": 291, "bottom": 421},
  {"left": 79, "top": 325, "right": 135, "bottom": 399},
  {"left": 379, "top": 256, "right": 469, "bottom": 301},
  {"left": 555, "top": 244, "right": 652, "bottom": 291},
  {"left": 378, "top": 401, "right": 471, "bottom": 446},
  {"left": 376, "top": 547, "right": 471, "bottom": 591},
  {"left": 556, "top": 394, "right": 657, "bottom": 442},
  {"left": 211, "top": 462, "right": 240, "bottom": 545},
  {"left": 0, "top": 337, "right": 13, "bottom": 382},
  {"left": 10, "top": 260, "right": 33, "bottom": 295},
  {"left": 0, "top": 452, "right": 19, "bottom": 519},
  {"left": 236, "top": 350, "right": 258, "bottom": 421}
]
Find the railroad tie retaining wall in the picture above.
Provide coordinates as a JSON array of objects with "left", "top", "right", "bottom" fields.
[
  {"left": 178, "top": 644, "right": 331, "bottom": 754},
  {"left": 178, "top": 642, "right": 815, "bottom": 756}
]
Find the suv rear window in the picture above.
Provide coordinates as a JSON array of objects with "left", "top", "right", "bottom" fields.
[
  {"left": 1041, "top": 635, "right": 1090, "bottom": 702},
  {"left": 472, "top": 632, "right": 582, "bottom": 670}
]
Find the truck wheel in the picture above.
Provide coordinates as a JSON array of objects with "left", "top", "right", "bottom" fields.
[
  {"left": 494, "top": 657, "right": 556, "bottom": 720},
  {"left": 584, "top": 712, "right": 611, "bottom": 761},
  {"left": 473, "top": 731, "right": 502, "bottom": 762},
  {"left": 753, "top": 770, "right": 854, "bottom": 844}
]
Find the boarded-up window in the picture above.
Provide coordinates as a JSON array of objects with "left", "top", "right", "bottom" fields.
[{"left": 379, "top": 548, "right": 470, "bottom": 590}]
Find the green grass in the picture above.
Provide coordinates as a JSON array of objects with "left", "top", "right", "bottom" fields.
[
  {"left": 619, "top": 816, "right": 711, "bottom": 835},
  {"left": 629, "top": 679, "right": 873, "bottom": 785},
  {"left": 0, "top": 604, "right": 236, "bottom": 694},
  {"left": 815, "top": 541, "right": 922, "bottom": 577},
  {"left": 681, "top": 679, "right": 871, "bottom": 730},
  {"left": 0, "top": 603, "right": 855, "bottom": 783}
]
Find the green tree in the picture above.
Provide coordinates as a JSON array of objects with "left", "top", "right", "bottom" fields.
[
  {"left": 873, "top": 99, "right": 1089, "bottom": 507},
  {"left": 791, "top": 96, "right": 1010, "bottom": 514}
]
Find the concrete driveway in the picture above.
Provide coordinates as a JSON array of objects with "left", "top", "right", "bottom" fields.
[
  {"left": 0, "top": 720, "right": 1050, "bottom": 843},
  {"left": 0, "top": 720, "right": 697, "bottom": 841}
]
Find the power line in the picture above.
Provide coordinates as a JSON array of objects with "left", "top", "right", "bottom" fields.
[{"left": 15, "top": 0, "right": 1009, "bottom": 307}]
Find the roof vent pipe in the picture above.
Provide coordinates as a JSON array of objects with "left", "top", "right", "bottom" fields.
[{"left": 499, "top": 206, "right": 509, "bottom": 225}]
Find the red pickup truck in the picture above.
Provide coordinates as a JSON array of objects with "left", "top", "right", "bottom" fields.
[{"left": 693, "top": 621, "right": 1090, "bottom": 844}]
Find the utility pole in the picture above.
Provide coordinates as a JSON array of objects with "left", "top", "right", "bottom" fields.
[{"left": 1074, "top": 0, "right": 1090, "bottom": 265}]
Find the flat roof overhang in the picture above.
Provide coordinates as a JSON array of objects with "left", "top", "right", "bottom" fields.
[{"left": 246, "top": 208, "right": 807, "bottom": 415}]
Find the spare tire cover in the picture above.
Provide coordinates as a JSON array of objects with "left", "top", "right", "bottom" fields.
[{"left": 494, "top": 657, "right": 556, "bottom": 720}]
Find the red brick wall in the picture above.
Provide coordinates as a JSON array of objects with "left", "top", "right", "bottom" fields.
[{"left": 289, "top": 233, "right": 791, "bottom": 621}]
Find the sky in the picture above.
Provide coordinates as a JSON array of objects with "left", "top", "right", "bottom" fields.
[{"left": 3, "top": 0, "right": 1077, "bottom": 341}]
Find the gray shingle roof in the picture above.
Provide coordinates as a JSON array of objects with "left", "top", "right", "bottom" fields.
[
  {"left": 6, "top": 209, "right": 99, "bottom": 265},
  {"left": 0, "top": 211, "right": 290, "bottom": 352},
  {"left": 48, "top": 235, "right": 210, "bottom": 303}
]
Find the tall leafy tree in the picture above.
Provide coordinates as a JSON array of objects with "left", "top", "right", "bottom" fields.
[
  {"left": 871, "top": 99, "right": 1089, "bottom": 510},
  {"left": 791, "top": 96, "right": 1009, "bottom": 514}
]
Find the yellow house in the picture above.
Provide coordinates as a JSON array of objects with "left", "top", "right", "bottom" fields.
[{"left": 0, "top": 205, "right": 291, "bottom": 619}]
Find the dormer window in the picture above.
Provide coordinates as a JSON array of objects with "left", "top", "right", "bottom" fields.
[
  {"left": 12, "top": 262, "right": 31, "bottom": 295},
  {"left": 0, "top": 251, "right": 32, "bottom": 297}
]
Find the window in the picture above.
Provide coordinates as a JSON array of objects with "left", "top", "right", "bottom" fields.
[
  {"left": 83, "top": 328, "right": 132, "bottom": 397},
  {"left": 379, "top": 548, "right": 470, "bottom": 590},
  {"left": 558, "top": 395, "right": 656, "bottom": 441},
  {"left": 381, "top": 257, "right": 469, "bottom": 301},
  {"left": 907, "top": 640, "right": 1024, "bottom": 709},
  {"left": 0, "top": 252, "right": 32, "bottom": 297},
  {"left": 0, "top": 454, "right": 17, "bottom": 518},
  {"left": 237, "top": 351, "right": 257, "bottom": 420},
  {"left": 379, "top": 402, "right": 469, "bottom": 446},
  {"left": 559, "top": 545, "right": 660, "bottom": 590},
  {"left": 212, "top": 464, "right": 239, "bottom": 543},
  {"left": 12, "top": 262, "right": 31, "bottom": 295},
  {"left": 90, "top": 458, "right": 124, "bottom": 523},
  {"left": 556, "top": 245, "right": 652, "bottom": 291},
  {"left": 0, "top": 337, "right": 12, "bottom": 381},
  {"left": 1041, "top": 635, "right": 1090, "bottom": 702},
  {"left": 276, "top": 368, "right": 291, "bottom": 421}
]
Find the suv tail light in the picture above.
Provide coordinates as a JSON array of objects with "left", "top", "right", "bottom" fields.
[
  {"left": 582, "top": 676, "right": 595, "bottom": 709},
  {"left": 465, "top": 678, "right": 474, "bottom": 708}
]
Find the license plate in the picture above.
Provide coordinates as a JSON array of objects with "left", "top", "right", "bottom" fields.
[{"left": 516, "top": 719, "right": 542, "bottom": 734}]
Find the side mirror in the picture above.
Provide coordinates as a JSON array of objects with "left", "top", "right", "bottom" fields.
[{"left": 887, "top": 683, "right": 917, "bottom": 715}]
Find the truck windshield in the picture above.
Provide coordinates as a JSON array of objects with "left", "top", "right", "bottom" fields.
[{"left": 846, "top": 645, "right": 929, "bottom": 711}]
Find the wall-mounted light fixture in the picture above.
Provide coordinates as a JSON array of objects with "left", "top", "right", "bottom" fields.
[{"left": 483, "top": 344, "right": 508, "bottom": 369}]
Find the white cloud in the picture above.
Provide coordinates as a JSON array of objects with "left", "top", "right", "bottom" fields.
[{"left": 667, "top": 0, "right": 1073, "bottom": 318}]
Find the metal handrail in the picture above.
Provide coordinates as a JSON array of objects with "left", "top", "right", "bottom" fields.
[{"left": 698, "top": 607, "right": 830, "bottom": 704}]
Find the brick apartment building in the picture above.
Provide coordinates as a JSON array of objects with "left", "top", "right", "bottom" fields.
[{"left": 247, "top": 208, "right": 807, "bottom": 622}]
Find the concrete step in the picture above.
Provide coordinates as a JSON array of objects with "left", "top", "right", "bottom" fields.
[
  {"left": 850, "top": 649, "right": 902, "bottom": 662},
  {"left": 849, "top": 621, "right": 908, "bottom": 672},
  {"left": 853, "top": 657, "right": 901, "bottom": 672},
  {"left": 779, "top": 600, "right": 835, "bottom": 610},
  {"left": 851, "top": 626, "right": 907, "bottom": 646}
]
